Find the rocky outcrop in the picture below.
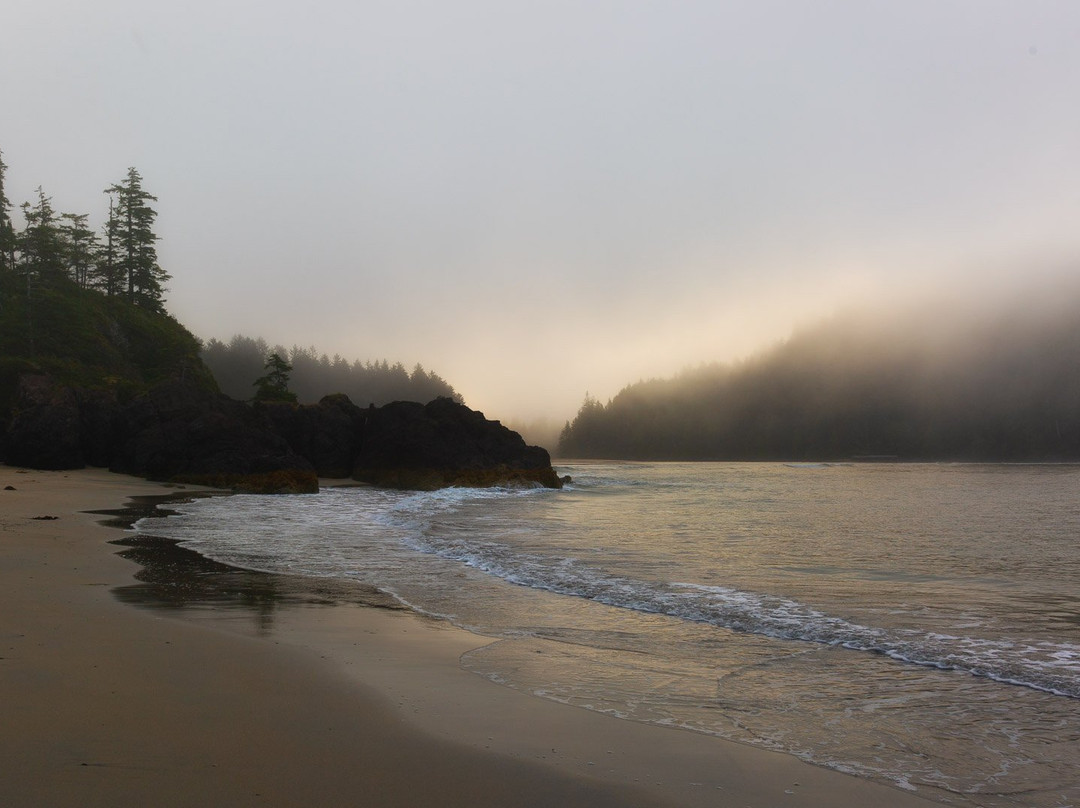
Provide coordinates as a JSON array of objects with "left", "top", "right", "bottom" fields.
[
  {"left": 254, "top": 395, "right": 563, "bottom": 490},
  {"left": 5, "top": 375, "right": 128, "bottom": 470},
  {"left": 4, "top": 375, "right": 86, "bottom": 470},
  {"left": 257, "top": 394, "right": 365, "bottom": 479},
  {"left": 1, "top": 378, "right": 560, "bottom": 494},
  {"left": 352, "top": 397, "right": 562, "bottom": 490},
  {"left": 109, "top": 379, "right": 318, "bottom": 494}
]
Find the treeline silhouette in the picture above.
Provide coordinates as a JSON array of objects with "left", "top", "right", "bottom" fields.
[
  {"left": 201, "top": 335, "right": 462, "bottom": 406},
  {"left": 0, "top": 149, "right": 170, "bottom": 315},
  {"left": 0, "top": 150, "right": 217, "bottom": 415},
  {"left": 558, "top": 286, "right": 1080, "bottom": 461}
]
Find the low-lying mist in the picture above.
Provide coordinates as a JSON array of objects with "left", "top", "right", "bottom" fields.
[
  {"left": 201, "top": 335, "right": 461, "bottom": 408},
  {"left": 558, "top": 274, "right": 1080, "bottom": 461}
]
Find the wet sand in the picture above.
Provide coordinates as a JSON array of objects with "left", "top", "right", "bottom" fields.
[{"left": 0, "top": 466, "right": 940, "bottom": 807}]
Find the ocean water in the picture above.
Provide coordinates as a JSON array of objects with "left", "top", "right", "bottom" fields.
[{"left": 135, "top": 462, "right": 1080, "bottom": 807}]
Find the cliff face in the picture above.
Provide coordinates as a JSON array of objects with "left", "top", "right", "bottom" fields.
[
  {"left": 1, "top": 376, "right": 560, "bottom": 493},
  {"left": 108, "top": 379, "right": 318, "bottom": 494},
  {"left": 256, "top": 394, "right": 365, "bottom": 480},
  {"left": 4, "top": 374, "right": 318, "bottom": 493}
]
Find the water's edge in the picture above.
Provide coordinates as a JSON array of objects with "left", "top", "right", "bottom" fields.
[
  {"left": 95, "top": 474, "right": 1080, "bottom": 808},
  {"left": 92, "top": 491, "right": 959, "bottom": 807},
  {"left": 92, "top": 492, "right": 407, "bottom": 624}
]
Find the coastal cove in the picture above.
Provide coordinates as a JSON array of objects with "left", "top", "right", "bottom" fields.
[
  {"left": 0, "top": 466, "right": 942, "bottom": 808},
  {"left": 5, "top": 10, "right": 1080, "bottom": 807},
  {"left": 131, "top": 461, "right": 1080, "bottom": 808}
]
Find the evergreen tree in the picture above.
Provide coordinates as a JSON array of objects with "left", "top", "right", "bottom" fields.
[
  {"left": 59, "top": 212, "right": 98, "bottom": 288},
  {"left": 0, "top": 148, "right": 14, "bottom": 278},
  {"left": 13, "top": 186, "right": 65, "bottom": 356},
  {"left": 202, "top": 335, "right": 462, "bottom": 405},
  {"left": 95, "top": 196, "right": 123, "bottom": 297},
  {"left": 18, "top": 187, "right": 66, "bottom": 286},
  {"left": 253, "top": 352, "right": 298, "bottom": 403},
  {"left": 105, "top": 168, "right": 169, "bottom": 311},
  {"left": 0, "top": 149, "right": 13, "bottom": 315}
]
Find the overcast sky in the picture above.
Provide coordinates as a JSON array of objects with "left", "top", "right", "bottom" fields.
[{"left": 4, "top": 1, "right": 1079, "bottom": 422}]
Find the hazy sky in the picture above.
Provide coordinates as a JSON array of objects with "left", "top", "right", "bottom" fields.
[{"left": 4, "top": 1, "right": 1079, "bottom": 422}]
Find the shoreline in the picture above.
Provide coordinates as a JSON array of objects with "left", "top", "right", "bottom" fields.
[{"left": 1, "top": 466, "right": 942, "bottom": 807}]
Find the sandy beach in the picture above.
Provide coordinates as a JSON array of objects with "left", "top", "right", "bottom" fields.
[{"left": 0, "top": 466, "right": 942, "bottom": 808}]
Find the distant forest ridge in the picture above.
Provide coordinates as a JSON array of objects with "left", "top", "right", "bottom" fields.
[
  {"left": 558, "top": 283, "right": 1080, "bottom": 461},
  {"left": 201, "top": 335, "right": 461, "bottom": 406}
]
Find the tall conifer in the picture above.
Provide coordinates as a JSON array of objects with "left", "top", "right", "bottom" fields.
[
  {"left": 19, "top": 187, "right": 66, "bottom": 285},
  {"left": 59, "top": 212, "right": 98, "bottom": 288},
  {"left": 96, "top": 196, "right": 122, "bottom": 297},
  {"left": 0, "top": 149, "right": 15, "bottom": 278},
  {"left": 105, "top": 167, "right": 169, "bottom": 311}
]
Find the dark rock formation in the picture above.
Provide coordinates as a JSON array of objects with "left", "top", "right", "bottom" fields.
[
  {"left": 1, "top": 378, "right": 559, "bottom": 494},
  {"left": 5, "top": 376, "right": 127, "bottom": 471},
  {"left": 257, "top": 394, "right": 365, "bottom": 478},
  {"left": 353, "top": 397, "right": 562, "bottom": 490},
  {"left": 109, "top": 379, "right": 318, "bottom": 494},
  {"left": 4, "top": 375, "right": 85, "bottom": 470},
  {"left": 77, "top": 388, "right": 119, "bottom": 468}
]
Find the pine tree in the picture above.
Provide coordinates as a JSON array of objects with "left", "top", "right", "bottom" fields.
[
  {"left": 95, "top": 196, "right": 122, "bottom": 297},
  {"left": 0, "top": 149, "right": 13, "bottom": 315},
  {"left": 0, "top": 148, "right": 15, "bottom": 278},
  {"left": 59, "top": 212, "right": 98, "bottom": 288},
  {"left": 104, "top": 167, "right": 169, "bottom": 311},
  {"left": 19, "top": 187, "right": 66, "bottom": 286},
  {"left": 14, "top": 186, "right": 64, "bottom": 356},
  {"left": 253, "top": 352, "right": 298, "bottom": 403}
]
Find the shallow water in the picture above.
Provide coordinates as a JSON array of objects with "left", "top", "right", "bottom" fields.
[{"left": 135, "top": 462, "right": 1080, "bottom": 807}]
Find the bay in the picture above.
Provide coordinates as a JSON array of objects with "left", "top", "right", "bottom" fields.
[{"left": 136, "top": 462, "right": 1080, "bottom": 807}]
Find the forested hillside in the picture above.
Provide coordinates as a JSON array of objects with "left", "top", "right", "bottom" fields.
[
  {"left": 0, "top": 149, "right": 545, "bottom": 492},
  {"left": 0, "top": 148, "right": 462, "bottom": 414},
  {"left": 0, "top": 152, "right": 169, "bottom": 314},
  {"left": 201, "top": 335, "right": 461, "bottom": 406},
  {"left": 558, "top": 287, "right": 1080, "bottom": 461},
  {"left": 0, "top": 150, "right": 213, "bottom": 426}
]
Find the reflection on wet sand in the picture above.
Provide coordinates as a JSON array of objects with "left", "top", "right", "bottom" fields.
[{"left": 92, "top": 493, "right": 402, "bottom": 635}]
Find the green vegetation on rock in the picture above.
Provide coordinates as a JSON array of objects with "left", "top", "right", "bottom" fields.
[
  {"left": 0, "top": 150, "right": 213, "bottom": 428},
  {"left": 252, "top": 352, "right": 298, "bottom": 403},
  {"left": 0, "top": 274, "right": 210, "bottom": 387}
]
